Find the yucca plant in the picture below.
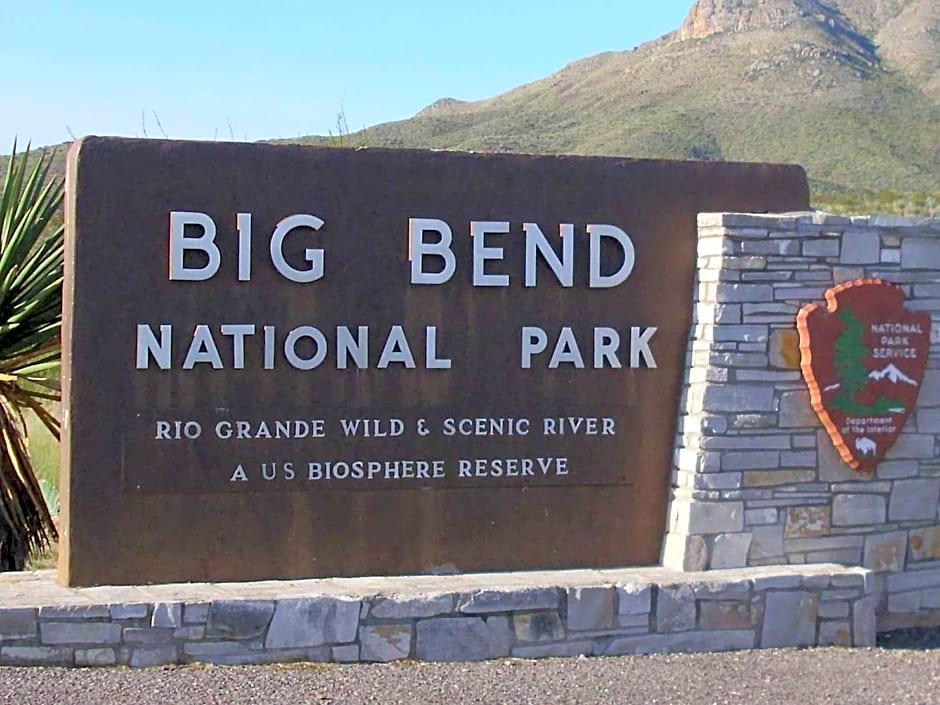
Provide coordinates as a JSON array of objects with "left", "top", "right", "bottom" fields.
[{"left": 0, "top": 142, "right": 63, "bottom": 570}]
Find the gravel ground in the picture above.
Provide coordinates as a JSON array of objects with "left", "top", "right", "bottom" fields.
[{"left": 0, "top": 645, "right": 938, "bottom": 705}]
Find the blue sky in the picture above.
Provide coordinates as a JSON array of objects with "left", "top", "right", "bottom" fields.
[{"left": 5, "top": 1, "right": 692, "bottom": 149}]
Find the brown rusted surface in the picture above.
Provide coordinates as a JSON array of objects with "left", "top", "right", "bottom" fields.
[
  {"left": 61, "top": 137, "right": 809, "bottom": 586},
  {"left": 772, "top": 328, "right": 802, "bottom": 370},
  {"left": 798, "top": 279, "right": 930, "bottom": 475}
]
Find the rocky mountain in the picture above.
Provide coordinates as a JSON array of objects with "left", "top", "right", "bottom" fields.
[
  {"left": 5, "top": 0, "right": 939, "bottom": 211},
  {"left": 296, "top": 0, "right": 939, "bottom": 199}
]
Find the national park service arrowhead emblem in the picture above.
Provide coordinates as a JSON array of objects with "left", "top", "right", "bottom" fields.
[{"left": 798, "top": 279, "right": 931, "bottom": 475}]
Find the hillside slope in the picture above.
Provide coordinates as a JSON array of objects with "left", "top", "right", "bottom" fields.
[
  {"left": 296, "top": 0, "right": 939, "bottom": 197},
  {"left": 4, "top": 0, "right": 938, "bottom": 213}
]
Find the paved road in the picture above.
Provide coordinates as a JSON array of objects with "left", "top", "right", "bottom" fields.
[{"left": 0, "top": 647, "right": 937, "bottom": 705}]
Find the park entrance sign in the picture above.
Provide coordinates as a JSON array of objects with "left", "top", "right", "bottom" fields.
[{"left": 60, "top": 138, "right": 809, "bottom": 586}]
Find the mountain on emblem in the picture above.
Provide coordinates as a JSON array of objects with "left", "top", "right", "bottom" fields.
[
  {"left": 798, "top": 279, "right": 931, "bottom": 475},
  {"left": 868, "top": 364, "right": 918, "bottom": 386}
]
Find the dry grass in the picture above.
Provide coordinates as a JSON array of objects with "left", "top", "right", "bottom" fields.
[{"left": 24, "top": 407, "right": 59, "bottom": 570}]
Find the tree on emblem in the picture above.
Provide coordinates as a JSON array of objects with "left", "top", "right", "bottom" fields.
[{"left": 834, "top": 308, "right": 870, "bottom": 412}]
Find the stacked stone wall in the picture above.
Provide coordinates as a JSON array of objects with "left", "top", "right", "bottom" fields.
[
  {"left": 0, "top": 565, "right": 873, "bottom": 666},
  {"left": 663, "top": 212, "right": 940, "bottom": 630}
]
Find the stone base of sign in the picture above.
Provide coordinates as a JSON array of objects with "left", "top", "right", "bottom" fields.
[
  {"left": 0, "top": 565, "right": 873, "bottom": 667},
  {"left": 663, "top": 212, "right": 940, "bottom": 631}
]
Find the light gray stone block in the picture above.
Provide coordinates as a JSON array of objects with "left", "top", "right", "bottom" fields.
[
  {"left": 919, "top": 369, "right": 940, "bottom": 405},
  {"left": 801, "top": 575, "right": 831, "bottom": 590},
  {"left": 173, "top": 626, "right": 205, "bottom": 640},
  {"left": 740, "top": 239, "right": 799, "bottom": 256},
  {"left": 805, "top": 548, "right": 864, "bottom": 564},
  {"left": 691, "top": 581, "right": 750, "bottom": 601},
  {"left": 0, "top": 646, "right": 72, "bottom": 665},
  {"left": 716, "top": 283, "right": 774, "bottom": 303},
  {"left": 761, "top": 592, "right": 818, "bottom": 648},
  {"left": 745, "top": 508, "right": 779, "bottom": 525},
  {"left": 130, "top": 647, "right": 178, "bottom": 668},
  {"left": 853, "top": 597, "right": 876, "bottom": 646},
  {"left": 781, "top": 451, "right": 817, "bottom": 467},
  {"left": 656, "top": 585, "right": 696, "bottom": 633},
  {"left": 711, "top": 533, "right": 752, "bottom": 569},
  {"left": 752, "top": 574, "right": 802, "bottom": 591},
  {"left": 695, "top": 473, "right": 742, "bottom": 491},
  {"left": 618, "top": 613, "right": 651, "bottom": 629},
  {"left": 688, "top": 502, "right": 744, "bottom": 534},
  {"left": 786, "top": 536, "right": 863, "bottom": 552},
  {"left": 832, "top": 494, "right": 886, "bottom": 526},
  {"left": 886, "top": 567, "right": 940, "bottom": 593},
  {"left": 922, "top": 589, "right": 940, "bottom": 609},
  {"left": 38, "top": 606, "right": 110, "bottom": 621},
  {"left": 736, "top": 371, "right": 802, "bottom": 383},
  {"left": 0, "top": 608, "right": 37, "bottom": 640},
  {"left": 702, "top": 385, "right": 775, "bottom": 412},
  {"left": 889, "top": 479, "right": 940, "bottom": 521},
  {"left": 661, "top": 532, "right": 708, "bottom": 572},
  {"left": 566, "top": 587, "right": 615, "bottom": 631},
  {"left": 458, "top": 588, "right": 559, "bottom": 614},
  {"left": 818, "top": 621, "right": 852, "bottom": 647},
  {"left": 818, "top": 602, "right": 850, "bottom": 619},
  {"left": 916, "top": 409, "right": 940, "bottom": 433},
  {"left": 886, "top": 433, "right": 935, "bottom": 459},
  {"left": 830, "top": 574, "right": 866, "bottom": 589},
  {"left": 331, "top": 644, "right": 360, "bottom": 663},
  {"left": 183, "top": 603, "right": 210, "bottom": 624},
  {"left": 264, "top": 597, "right": 360, "bottom": 648},
  {"left": 841, "top": 231, "right": 880, "bottom": 264},
  {"left": 823, "top": 589, "right": 865, "bottom": 602},
  {"left": 415, "top": 617, "right": 513, "bottom": 662},
  {"left": 888, "top": 591, "right": 921, "bottom": 613},
  {"left": 183, "top": 641, "right": 309, "bottom": 666},
  {"left": 513, "top": 612, "right": 564, "bottom": 642},
  {"left": 699, "top": 601, "right": 751, "bottom": 630},
  {"left": 513, "top": 641, "right": 592, "bottom": 659},
  {"left": 122, "top": 628, "right": 173, "bottom": 645},
  {"left": 151, "top": 603, "right": 182, "bottom": 629},
  {"left": 40, "top": 622, "right": 122, "bottom": 646},
  {"left": 370, "top": 594, "right": 454, "bottom": 619},
  {"left": 109, "top": 604, "right": 149, "bottom": 620},
  {"left": 863, "top": 532, "right": 907, "bottom": 572},
  {"left": 713, "top": 325, "right": 768, "bottom": 343},
  {"left": 803, "top": 239, "right": 840, "bottom": 257},
  {"left": 182, "top": 641, "right": 260, "bottom": 658},
  {"left": 205, "top": 600, "right": 274, "bottom": 639},
  {"left": 702, "top": 435, "right": 791, "bottom": 450},
  {"left": 75, "top": 648, "right": 117, "bottom": 667},
  {"left": 901, "top": 238, "right": 940, "bottom": 269},
  {"left": 711, "top": 352, "right": 769, "bottom": 368},
  {"left": 604, "top": 630, "right": 755, "bottom": 656},
  {"left": 877, "top": 461, "right": 918, "bottom": 479},
  {"left": 749, "top": 525, "right": 785, "bottom": 561},
  {"left": 778, "top": 391, "right": 817, "bottom": 427},
  {"left": 817, "top": 430, "right": 857, "bottom": 482},
  {"left": 360, "top": 624, "right": 412, "bottom": 662},
  {"left": 722, "top": 452, "right": 780, "bottom": 471},
  {"left": 833, "top": 266, "right": 864, "bottom": 283},
  {"left": 723, "top": 255, "right": 767, "bottom": 270},
  {"left": 617, "top": 584, "right": 652, "bottom": 615}
]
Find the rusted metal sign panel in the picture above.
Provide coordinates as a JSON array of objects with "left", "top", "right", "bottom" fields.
[{"left": 61, "top": 137, "right": 809, "bottom": 586}]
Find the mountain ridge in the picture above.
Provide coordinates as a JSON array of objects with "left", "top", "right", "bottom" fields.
[
  {"left": 292, "top": 0, "right": 938, "bottom": 202},
  {"left": 4, "top": 0, "right": 939, "bottom": 215}
]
